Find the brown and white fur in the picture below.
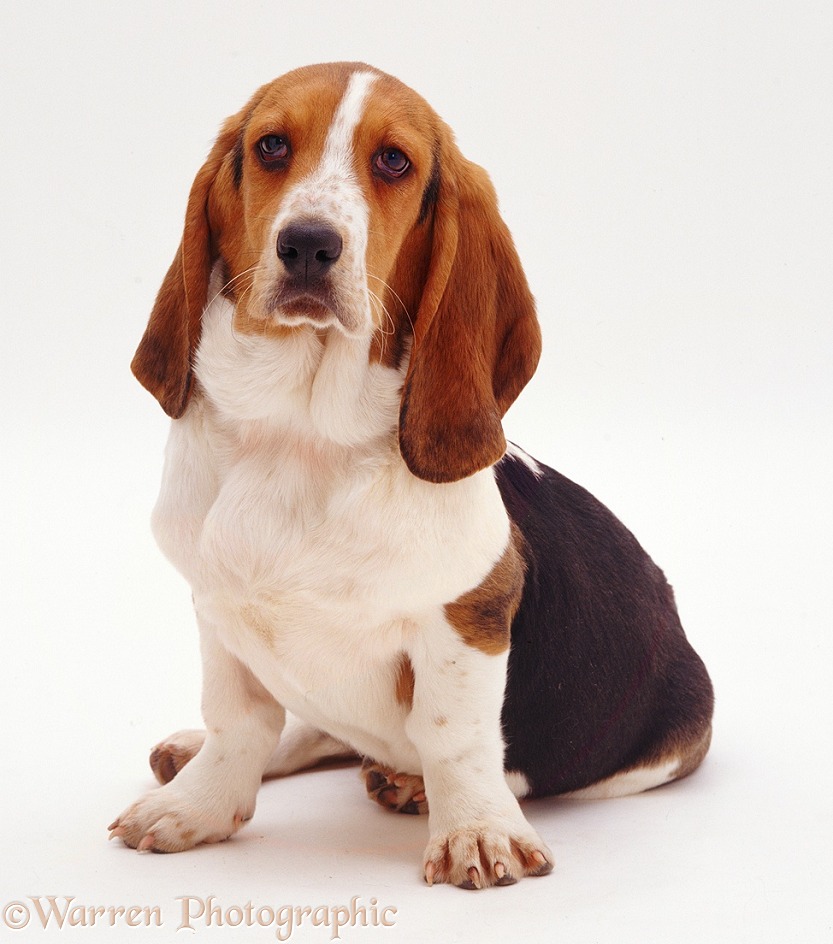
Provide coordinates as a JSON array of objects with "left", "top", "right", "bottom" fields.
[{"left": 111, "top": 63, "right": 713, "bottom": 889}]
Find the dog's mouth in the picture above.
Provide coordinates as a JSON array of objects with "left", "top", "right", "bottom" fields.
[
  {"left": 270, "top": 282, "right": 339, "bottom": 324},
  {"left": 258, "top": 275, "right": 369, "bottom": 337}
]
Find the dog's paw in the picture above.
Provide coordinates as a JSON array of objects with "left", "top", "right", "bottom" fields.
[
  {"left": 108, "top": 783, "right": 253, "bottom": 853},
  {"left": 423, "top": 822, "right": 554, "bottom": 889},
  {"left": 149, "top": 729, "right": 205, "bottom": 785},
  {"left": 362, "top": 760, "right": 428, "bottom": 815}
]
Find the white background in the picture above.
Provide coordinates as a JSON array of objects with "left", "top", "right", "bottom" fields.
[{"left": 1, "top": 1, "right": 831, "bottom": 941}]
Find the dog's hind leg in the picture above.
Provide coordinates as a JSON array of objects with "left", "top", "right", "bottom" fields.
[
  {"left": 148, "top": 729, "right": 206, "bottom": 785},
  {"left": 362, "top": 759, "right": 428, "bottom": 815},
  {"left": 149, "top": 714, "right": 357, "bottom": 786}
]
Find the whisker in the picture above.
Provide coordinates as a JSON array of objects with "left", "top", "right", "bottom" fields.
[
  {"left": 369, "top": 300, "right": 390, "bottom": 361},
  {"left": 206, "top": 264, "right": 265, "bottom": 311},
  {"left": 366, "top": 272, "right": 414, "bottom": 333},
  {"left": 366, "top": 273, "right": 408, "bottom": 317},
  {"left": 366, "top": 287, "right": 399, "bottom": 363},
  {"left": 229, "top": 282, "right": 259, "bottom": 344},
  {"left": 366, "top": 288, "right": 396, "bottom": 338}
]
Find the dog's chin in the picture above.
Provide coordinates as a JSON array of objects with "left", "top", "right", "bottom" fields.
[{"left": 276, "top": 297, "right": 339, "bottom": 330}]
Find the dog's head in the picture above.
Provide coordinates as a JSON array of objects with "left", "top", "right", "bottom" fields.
[{"left": 132, "top": 62, "right": 541, "bottom": 483}]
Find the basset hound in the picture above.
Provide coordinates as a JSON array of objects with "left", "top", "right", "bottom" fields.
[{"left": 111, "top": 62, "right": 714, "bottom": 889}]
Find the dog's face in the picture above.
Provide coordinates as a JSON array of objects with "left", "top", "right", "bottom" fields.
[
  {"left": 227, "top": 66, "right": 439, "bottom": 339},
  {"left": 133, "top": 62, "right": 542, "bottom": 483}
]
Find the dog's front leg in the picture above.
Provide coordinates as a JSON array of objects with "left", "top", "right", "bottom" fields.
[
  {"left": 406, "top": 616, "right": 554, "bottom": 888},
  {"left": 109, "top": 622, "right": 284, "bottom": 852}
]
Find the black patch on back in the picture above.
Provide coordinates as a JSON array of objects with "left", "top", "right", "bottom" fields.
[{"left": 495, "top": 446, "right": 713, "bottom": 797}]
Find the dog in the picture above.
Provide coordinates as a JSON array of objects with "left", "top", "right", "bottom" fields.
[{"left": 111, "top": 62, "right": 713, "bottom": 889}]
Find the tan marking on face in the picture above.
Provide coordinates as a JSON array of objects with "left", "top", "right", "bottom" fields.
[
  {"left": 217, "top": 65, "right": 356, "bottom": 334},
  {"left": 217, "top": 64, "right": 442, "bottom": 354},
  {"left": 368, "top": 221, "right": 429, "bottom": 369},
  {"left": 445, "top": 524, "right": 526, "bottom": 655},
  {"left": 394, "top": 652, "right": 415, "bottom": 708},
  {"left": 353, "top": 73, "right": 439, "bottom": 343}
]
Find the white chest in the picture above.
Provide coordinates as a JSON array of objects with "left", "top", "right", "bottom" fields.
[{"left": 149, "top": 300, "right": 509, "bottom": 760}]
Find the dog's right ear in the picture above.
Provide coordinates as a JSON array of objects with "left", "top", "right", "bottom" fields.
[
  {"left": 398, "top": 142, "right": 541, "bottom": 483},
  {"left": 131, "top": 107, "right": 250, "bottom": 417}
]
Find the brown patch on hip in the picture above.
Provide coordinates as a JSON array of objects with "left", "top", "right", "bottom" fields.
[{"left": 444, "top": 524, "right": 525, "bottom": 655}]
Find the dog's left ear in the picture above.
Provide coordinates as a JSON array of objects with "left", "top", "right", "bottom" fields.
[
  {"left": 131, "top": 106, "right": 250, "bottom": 418},
  {"left": 399, "top": 147, "right": 541, "bottom": 484}
]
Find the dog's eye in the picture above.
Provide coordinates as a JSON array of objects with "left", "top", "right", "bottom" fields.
[
  {"left": 375, "top": 148, "right": 410, "bottom": 179},
  {"left": 258, "top": 135, "right": 290, "bottom": 164}
]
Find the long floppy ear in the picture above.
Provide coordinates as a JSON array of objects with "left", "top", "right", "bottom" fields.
[
  {"left": 130, "top": 113, "right": 246, "bottom": 417},
  {"left": 399, "top": 148, "right": 542, "bottom": 483}
]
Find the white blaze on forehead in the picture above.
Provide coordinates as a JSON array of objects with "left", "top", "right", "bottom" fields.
[
  {"left": 318, "top": 70, "right": 378, "bottom": 178},
  {"left": 267, "top": 69, "right": 379, "bottom": 336},
  {"left": 273, "top": 68, "right": 378, "bottom": 213}
]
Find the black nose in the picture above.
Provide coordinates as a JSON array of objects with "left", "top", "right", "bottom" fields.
[{"left": 277, "top": 222, "right": 343, "bottom": 280}]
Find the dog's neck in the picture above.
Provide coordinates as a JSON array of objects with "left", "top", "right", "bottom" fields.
[{"left": 194, "top": 294, "right": 407, "bottom": 457}]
